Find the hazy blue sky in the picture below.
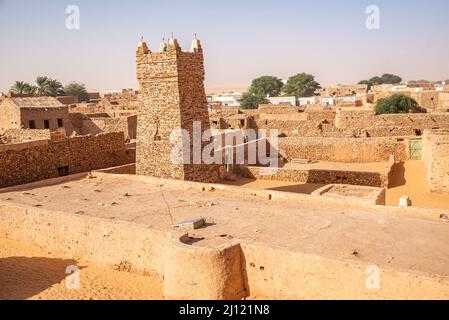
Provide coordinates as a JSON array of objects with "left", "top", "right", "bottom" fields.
[{"left": 1, "top": 0, "right": 449, "bottom": 92}]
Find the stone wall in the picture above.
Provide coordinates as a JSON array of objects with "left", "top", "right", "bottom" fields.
[
  {"left": 423, "top": 130, "right": 449, "bottom": 192},
  {"left": 1, "top": 128, "right": 51, "bottom": 142},
  {"left": 20, "top": 106, "right": 73, "bottom": 135},
  {"left": 335, "top": 109, "right": 449, "bottom": 131},
  {"left": 0, "top": 99, "right": 21, "bottom": 131},
  {"left": 0, "top": 132, "right": 130, "bottom": 188},
  {"left": 258, "top": 105, "right": 300, "bottom": 114},
  {"left": 68, "top": 112, "right": 84, "bottom": 133},
  {"left": 411, "top": 91, "right": 440, "bottom": 112},
  {"left": 136, "top": 38, "right": 223, "bottom": 182},
  {"left": 250, "top": 108, "right": 435, "bottom": 138},
  {"left": 69, "top": 113, "right": 137, "bottom": 141},
  {"left": 439, "top": 93, "right": 449, "bottom": 111},
  {"left": 277, "top": 137, "right": 409, "bottom": 163},
  {"left": 241, "top": 166, "right": 389, "bottom": 188}
]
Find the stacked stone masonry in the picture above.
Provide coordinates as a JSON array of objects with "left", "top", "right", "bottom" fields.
[
  {"left": 0, "top": 132, "right": 131, "bottom": 188},
  {"left": 277, "top": 137, "right": 409, "bottom": 163},
  {"left": 423, "top": 130, "right": 449, "bottom": 192},
  {"left": 136, "top": 38, "right": 224, "bottom": 182}
]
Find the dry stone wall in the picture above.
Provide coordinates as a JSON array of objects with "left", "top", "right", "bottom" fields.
[
  {"left": 335, "top": 109, "right": 449, "bottom": 131},
  {"left": 423, "top": 130, "right": 449, "bottom": 192},
  {"left": 136, "top": 38, "right": 223, "bottom": 182},
  {"left": 0, "top": 132, "right": 130, "bottom": 188},
  {"left": 1, "top": 129, "right": 51, "bottom": 142},
  {"left": 277, "top": 137, "right": 409, "bottom": 163},
  {"left": 241, "top": 166, "right": 389, "bottom": 188}
]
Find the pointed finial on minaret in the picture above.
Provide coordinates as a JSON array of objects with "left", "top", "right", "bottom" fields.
[
  {"left": 190, "top": 34, "right": 202, "bottom": 53},
  {"left": 159, "top": 38, "right": 168, "bottom": 52},
  {"left": 171, "top": 32, "right": 174, "bottom": 39},
  {"left": 138, "top": 36, "right": 149, "bottom": 54}
]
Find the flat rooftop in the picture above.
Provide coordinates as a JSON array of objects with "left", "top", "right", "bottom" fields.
[{"left": 1, "top": 173, "right": 449, "bottom": 278}]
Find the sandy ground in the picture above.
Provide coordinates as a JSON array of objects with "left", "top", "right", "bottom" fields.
[
  {"left": 1, "top": 174, "right": 449, "bottom": 278},
  {"left": 0, "top": 237, "right": 163, "bottom": 300},
  {"left": 206, "top": 84, "right": 248, "bottom": 95},
  {"left": 226, "top": 178, "right": 326, "bottom": 194},
  {"left": 282, "top": 161, "right": 389, "bottom": 173},
  {"left": 386, "top": 161, "right": 449, "bottom": 210},
  {"left": 229, "top": 161, "right": 449, "bottom": 209}
]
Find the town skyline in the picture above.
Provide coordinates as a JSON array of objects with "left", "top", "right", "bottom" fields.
[{"left": 1, "top": 0, "right": 449, "bottom": 93}]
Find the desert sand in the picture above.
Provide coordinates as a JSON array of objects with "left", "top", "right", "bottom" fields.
[
  {"left": 0, "top": 237, "right": 163, "bottom": 300},
  {"left": 386, "top": 161, "right": 449, "bottom": 209},
  {"left": 228, "top": 161, "right": 449, "bottom": 210}
]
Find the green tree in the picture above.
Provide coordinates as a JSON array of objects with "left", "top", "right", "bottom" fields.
[
  {"left": 375, "top": 94, "right": 418, "bottom": 115},
  {"left": 64, "top": 82, "right": 89, "bottom": 102},
  {"left": 10, "top": 81, "right": 32, "bottom": 95},
  {"left": 368, "top": 76, "right": 383, "bottom": 85},
  {"left": 239, "top": 92, "right": 269, "bottom": 109},
  {"left": 35, "top": 76, "right": 51, "bottom": 96},
  {"left": 380, "top": 73, "right": 402, "bottom": 84},
  {"left": 46, "top": 79, "right": 65, "bottom": 97},
  {"left": 249, "top": 76, "right": 284, "bottom": 97},
  {"left": 282, "top": 73, "right": 321, "bottom": 98},
  {"left": 358, "top": 80, "right": 373, "bottom": 90},
  {"left": 358, "top": 80, "right": 371, "bottom": 85},
  {"left": 27, "top": 85, "right": 38, "bottom": 96},
  {"left": 359, "top": 73, "right": 403, "bottom": 89}
]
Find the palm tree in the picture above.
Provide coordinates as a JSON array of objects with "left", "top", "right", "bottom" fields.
[
  {"left": 10, "top": 77, "right": 67, "bottom": 97},
  {"left": 46, "top": 79, "right": 65, "bottom": 96},
  {"left": 27, "top": 85, "right": 38, "bottom": 96},
  {"left": 10, "top": 81, "right": 32, "bottom": 95},
  {"left": 35, "top": 76, "right": 50, "bottom": 96}
]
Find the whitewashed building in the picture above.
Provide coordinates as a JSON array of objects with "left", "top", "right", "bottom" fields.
[{"left": 268, "top": 96, "right": 297, "bottom": 106}]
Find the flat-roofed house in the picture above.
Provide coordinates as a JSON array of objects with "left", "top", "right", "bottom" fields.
[
  {"left": 0, "top": 97, "right": 72, "bottom": 135},
  {"left": 268, "top": 96, "right": 297, "bottom": 106}
]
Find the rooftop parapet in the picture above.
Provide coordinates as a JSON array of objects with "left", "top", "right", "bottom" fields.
[
  {"left": 137, "top": 36, "right": 203, "bottom": 56},
  {"left": 136, "top": 36, "right": 205, "bottom": 81}
]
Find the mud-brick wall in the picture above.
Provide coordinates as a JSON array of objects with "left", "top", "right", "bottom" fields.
[
  {"left": 423, "top": 130, "right": 449, "bottom": 192},
  {"left": 0, "top": 132, "right": 129, "bottom": 188},
  {"left": 277, "top": 137, "right": 408, "bottom": 163}
]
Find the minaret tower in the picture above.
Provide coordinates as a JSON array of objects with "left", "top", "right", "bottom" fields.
[{"left": 136, "top": 36, "right": 223, "bottom": 182}]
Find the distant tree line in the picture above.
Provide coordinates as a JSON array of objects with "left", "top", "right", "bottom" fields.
[
  {"left": 358, "top": 73, "right": 403, "bottom": 89},
  {"left": 9, "top": 77, "right": 90, "bottom": 102},
  {"left": 408, "top": 79, "right": 449, "bottom": 84},
  {"left": 239, "top": 73, "right": 322, "bottom": 109}
]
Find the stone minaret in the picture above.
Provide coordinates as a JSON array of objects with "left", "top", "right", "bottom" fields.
[{"left": 136, "top": 37, "right": 223, "bottom": 182}]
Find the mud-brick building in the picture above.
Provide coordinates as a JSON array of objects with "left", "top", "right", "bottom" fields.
[
  {"left": 136, "top": 37, "right": 224, "bottom": 182},
  {"left": 0, "top": 97, "right": 72, "bottom": 135}
]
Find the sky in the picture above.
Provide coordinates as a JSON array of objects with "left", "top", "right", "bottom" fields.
[{"left": 1, "top": 0, "right": 449, "bottom": 93}]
